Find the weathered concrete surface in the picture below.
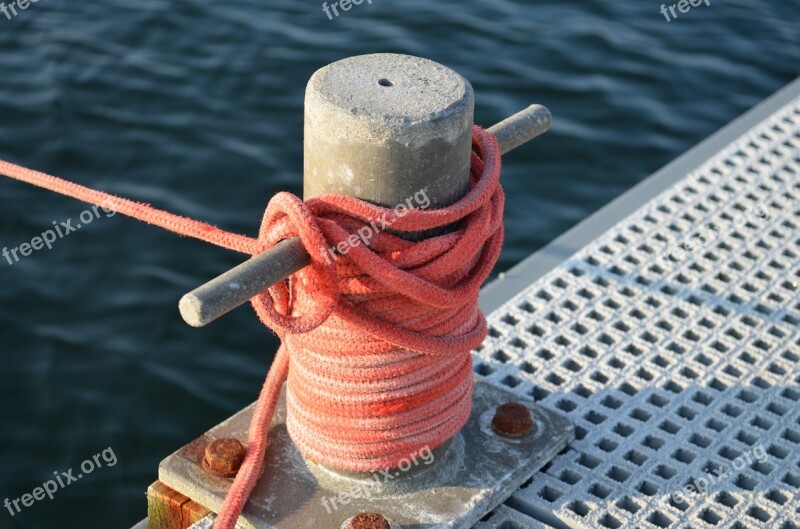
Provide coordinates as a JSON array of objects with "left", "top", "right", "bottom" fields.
[{"left": 304, "top": 53, "right": 474, "bottom": 209}]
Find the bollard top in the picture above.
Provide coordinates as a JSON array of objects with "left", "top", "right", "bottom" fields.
[
  {"left": 305, "top": 53, "right": 474, "bottom": 145},
  {"left": 304, "top": 53, "right": 475, "bottom": 207}
]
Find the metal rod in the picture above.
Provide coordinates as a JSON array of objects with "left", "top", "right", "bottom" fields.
[
  {"left": 488, "top": 104, "right": 552, "bottom": 155},
  {"left": 179, "top": 238, "right": 310, "bottom": 328},
  {"left": 179, "top": 104, "right": 552, "bottom": 327}
]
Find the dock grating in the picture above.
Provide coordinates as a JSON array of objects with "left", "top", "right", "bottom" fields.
[{"left": 473, "top": 92, "right": 800, "bottom": 528}]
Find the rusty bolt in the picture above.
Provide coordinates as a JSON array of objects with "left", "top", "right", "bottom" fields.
[
  {"left": 348, "top": 513, "right": 390, "bottom": 529},
  {"left": 202, "top": 438, "right": 246, "bottom": 478},
  {"left": 492, "top": 402, "right": 534, "bottom": 437}
]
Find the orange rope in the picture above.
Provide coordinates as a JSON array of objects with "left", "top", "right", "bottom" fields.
[{"left": 0, "top": 126, "right": 504, "bottom": 528}]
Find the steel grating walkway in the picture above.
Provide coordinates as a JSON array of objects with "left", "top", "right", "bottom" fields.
[{"left": 473, "top": 82, "right": 800, "bottom": 529}]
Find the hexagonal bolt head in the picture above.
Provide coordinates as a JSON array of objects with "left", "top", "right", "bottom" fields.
[
  {"left": 491, "top": 402, "right": 535, "bottom": 437},
  {"left": 348, "top": 512, "right": 391, "bottom": 529},
  {"left": 202, "top": 438, "right": 246, "bottom": 478}
]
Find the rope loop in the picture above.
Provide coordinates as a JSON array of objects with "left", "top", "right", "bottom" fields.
[
  {"left": 249, "top": 127, "right": 504, "bottom": 350},
  {"left": 252, "top": 192, "right": 340, "bottom": 334}
]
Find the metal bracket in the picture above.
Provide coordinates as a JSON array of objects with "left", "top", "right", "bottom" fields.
[{"left": 160, "top": 381, "right": 574, "bottom": 529}]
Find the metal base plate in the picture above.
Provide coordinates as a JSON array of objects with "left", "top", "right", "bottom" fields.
[{"left": 159, "top": 381, "right": 574, "bottom": 529}]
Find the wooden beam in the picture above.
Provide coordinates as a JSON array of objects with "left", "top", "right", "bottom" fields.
[{"left": 147, "top": 480, "right": 210, "bottom": 529}]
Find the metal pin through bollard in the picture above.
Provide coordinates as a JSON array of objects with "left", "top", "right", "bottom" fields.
[{"left": 179, "top": 56, "right": 552, "bottom": 328}]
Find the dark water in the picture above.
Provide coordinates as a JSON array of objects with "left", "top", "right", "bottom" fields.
[{"left": 0, "top": 0, "right": 797, "bottom": 527}]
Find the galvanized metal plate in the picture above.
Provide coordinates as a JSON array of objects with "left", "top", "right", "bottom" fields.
[{"left": 160, "top": 381, "right": 574, "bottom": 529}]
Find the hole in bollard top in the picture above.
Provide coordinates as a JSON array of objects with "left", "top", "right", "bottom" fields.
[{"left": 377, "top": 78, "right": 394, "bottom": 87}]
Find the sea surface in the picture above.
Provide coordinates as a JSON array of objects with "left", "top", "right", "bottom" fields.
[{"left": 0, "top": 1, "right": 797, "bottom": 527}]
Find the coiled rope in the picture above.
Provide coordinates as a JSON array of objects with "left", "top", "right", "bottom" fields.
[{"left": 0, "top": 126, "right": 504, "bottom": 529}]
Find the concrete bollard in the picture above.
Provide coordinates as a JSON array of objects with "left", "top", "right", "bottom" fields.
[
  {"left": 303, "top": 53, "right": 474, "bottom": 209},
  {"left": 159, "top": 55, "right": 569, "bottom": 529}
]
